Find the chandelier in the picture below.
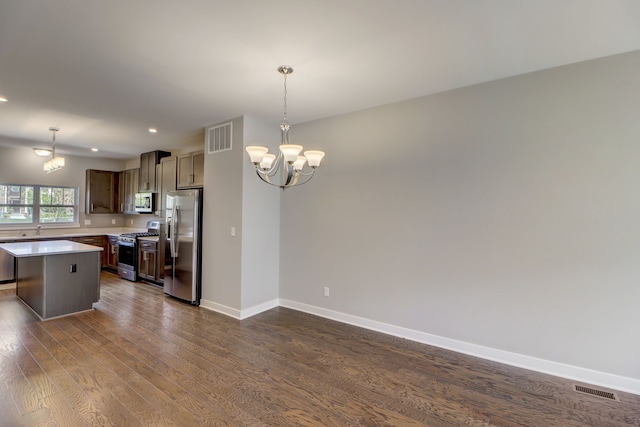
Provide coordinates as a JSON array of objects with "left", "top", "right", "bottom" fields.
[
  {"left": 245, "top": 66, "right": 325, "bottom": 189},
  {"left": 43, "top": 127, "right": 65, "bottom": 173}
]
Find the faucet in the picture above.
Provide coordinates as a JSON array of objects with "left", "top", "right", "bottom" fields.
[{"left": 36, "top": 225, "right": 42, "bottom": 236}]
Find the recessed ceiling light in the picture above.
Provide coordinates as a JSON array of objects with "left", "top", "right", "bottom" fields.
[
  {"left": 91, "top": 148, "right": 99, "bottom": 152},
  {"left": 0, "top": 97, "right": 7, "bottom": 102},
  {"left": 148, "top": 128, "right": 157, "bottom": 133}
]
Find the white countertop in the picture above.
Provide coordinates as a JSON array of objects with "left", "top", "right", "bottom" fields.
[
  {"left": 0, "top": 240, "right": 104, "bottom": 257},
  {"left": 0, "top": 227, "right": 147, "bottom": 242}
]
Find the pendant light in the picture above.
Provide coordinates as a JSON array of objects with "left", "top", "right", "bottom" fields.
[{"left": 43, "top": 127, "right": 65, "bottom": 173}]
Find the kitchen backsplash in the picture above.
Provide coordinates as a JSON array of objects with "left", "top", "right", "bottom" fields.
[
  {"left": 0, "top": 213, "right": 159, "bottom": 237},
  {"left": 79, "top": 213, "right": 159, "bottom": 229}
]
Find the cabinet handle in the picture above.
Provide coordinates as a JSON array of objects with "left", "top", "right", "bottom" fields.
[{"left": 90, "top": 203, "right": 94, "bottom": 212}]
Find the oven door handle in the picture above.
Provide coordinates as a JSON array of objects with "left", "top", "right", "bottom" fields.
[{"left": 118, "top": 240, "right": 135, "bottom": 247}]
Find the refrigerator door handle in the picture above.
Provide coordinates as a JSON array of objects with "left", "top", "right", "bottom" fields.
[{"left": 171, "top": 204, "right": 180, "bottom": 258}]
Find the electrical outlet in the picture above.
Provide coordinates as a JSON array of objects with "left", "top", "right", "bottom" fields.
[
  {"left": 324, "top": 287, "right": 330, "bottom": 297},
  {"left": 70, "top": 264, "right": 77, "bottom": 273},
  {"left": 231, "top": 227, "right": 236, "bottom": 237},
  {"left": 130, "top": 219, "right": 134, "bottom": 225},
  {"left": 84, "top": 219, "right": 91, "bottom": 225},
  {"left": 111, "top": 219, "right": 116, "bottom": 225}
]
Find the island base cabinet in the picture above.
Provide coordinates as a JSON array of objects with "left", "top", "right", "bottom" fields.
[{"left": 16, "top": 252, "right": 100, "bottom": 320}]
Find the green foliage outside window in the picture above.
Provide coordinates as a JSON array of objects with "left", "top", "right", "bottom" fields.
[{"left": 0, "top": 184, "right": 77, "bottom": 225}]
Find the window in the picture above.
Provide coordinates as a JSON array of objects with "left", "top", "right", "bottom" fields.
[
  {"left": 39, "top": 186, "right": 76, "bottom": 223},
  {"left": 0, "top": 184, "right": 78, "bottom": 226}
]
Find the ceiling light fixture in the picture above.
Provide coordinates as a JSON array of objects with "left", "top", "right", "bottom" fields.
[
  {"left": 33, "top": 148, "right": 52, "bottom": 157},
  {"left": 245, "top": 66, "right": 325, "bottom": 189},
  {"left": 0, "top": 97, "right": 7, "bottom": 103},
  {"left": 43, "top": 127, "right": 65, "bottom": 173},
  {"left": 91, "top": 148, "right": 99, "bottom": 152},
  {"left": 148, "top": 128, "right": 157, "bottom": 133}
]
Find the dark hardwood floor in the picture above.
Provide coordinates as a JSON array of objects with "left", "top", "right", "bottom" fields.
[{"left": 0, "top": 272, "right": 638, "bottom": 426}]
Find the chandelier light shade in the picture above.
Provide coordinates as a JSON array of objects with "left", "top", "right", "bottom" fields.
[
  {"left": 245, "top": 65, "right": 325, "bottom": 189},
  {"left": 33, "top": 148, "right": 52, "bottom": 157},
  {"left": 43, "top": 127, "right": 65, "bottom": 173}
]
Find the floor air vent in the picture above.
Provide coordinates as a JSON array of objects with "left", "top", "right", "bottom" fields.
[
  {"left": 573, "top": 384, "right": 620, "bottom": 401},
  {"left": 206, "top": 122, "right": 232, "bottom": 154}
]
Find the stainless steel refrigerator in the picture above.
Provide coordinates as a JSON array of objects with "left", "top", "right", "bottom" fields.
[{"left": 163, "top": 189, "right": 202, "bottom": 304}]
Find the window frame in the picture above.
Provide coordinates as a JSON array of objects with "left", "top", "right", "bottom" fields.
[{"left": 0, "top": 183, "right": 79, "bottom": 229}]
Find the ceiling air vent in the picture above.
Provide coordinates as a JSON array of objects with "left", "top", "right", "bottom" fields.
[
  {"left": 206, "top": 122, "right": 232, "bottom": 154},
  {"left": 573, "top": 384, "right": 620, "bottom": 401}
]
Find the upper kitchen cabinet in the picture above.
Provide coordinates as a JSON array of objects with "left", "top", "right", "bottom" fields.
[
  {"left": 177, "top": 151, "right": 204, "bottom": 189},
  {"left": 139, "top": 150, "right": 171, "bottom": 193},
  {"left": 156, "top": 156, "right": 177, "bottom": 215},
  {"left": 86, "top": 169, "right": 117, "bottom": 214},
  {"left": 121, "top": 168, "right": 139, "bottom": 214}
]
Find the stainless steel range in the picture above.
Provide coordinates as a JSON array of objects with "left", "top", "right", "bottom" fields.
[{"left": 117, "top": 220, "right": 160, "bottom": 281}]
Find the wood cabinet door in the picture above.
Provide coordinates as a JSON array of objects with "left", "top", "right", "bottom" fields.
[
  {"left": 71, "top": 236, "right": 106, "bottom": 267},
  {"left": 116, "top": 171, "right": 125, "bottom": 213},
  {"left": 124, "top": 168, "right": 139, "bottom": 213},
  {"left": 139, "top": 152, "right": 152, "bottom": 192},
  {"left": 176, "top": 154, "right": 193, "bottom": 188},
  {"left": 147, "top": 250, "right": 157, "bottom": 279},
  {"left": 138, "top": 241, "right": 157, "bottom": 281},
  {"left": 139, "top": 150, "right": 170, "bottom": 193},
  {"left": 191, "top": 152, "right": 204, "bottom": 186},
  {"left": 158, "top": 156, "right": 177, "bottom": 215},
  {"left": 86, "top": 170, "right": 115, "bottom": 213},
  {"left": 106, "top": 237, "right": 118, "bottom": 270},
  {"left": 138, "top": 250, "right": 157, "bottom": 280},
  {"left": 176, "top": 151, "right": 204, "bottom": 189}
]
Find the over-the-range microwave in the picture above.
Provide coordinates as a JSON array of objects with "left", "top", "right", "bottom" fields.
[{"left": 134, "top": 192, "right": 155, "bottom": 213}]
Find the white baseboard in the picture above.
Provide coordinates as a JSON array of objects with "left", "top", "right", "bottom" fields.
[
  {"left": 279, "top": 299, "right": 640, "bottom": 396},
  {"left": 0, "top": 282, "right": 16, "bottom": 291},
  {"left": 200, "top": 298, "right": 278, "bottom": 320},
  {"left": 200, "top": 299, "right": 241, "bottom": 319}
]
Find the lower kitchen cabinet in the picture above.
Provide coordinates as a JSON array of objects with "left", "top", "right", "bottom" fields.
[
  {"left": 105, "top": 236, "right": 119, "bottom": 271},
  {"left": 138, "top": 239, "right": 157, "bottom": 281},
  {"left": 71, "top": 236, "right": 106, "bottom": 267}
]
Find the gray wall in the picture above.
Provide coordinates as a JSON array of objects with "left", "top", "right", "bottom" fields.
[
  {"left": 279, "top": 51, "right": 640, "bottom": 384},
  {"left": 201, "top": 116, "right": 280, "bottom": 317},
  {"left": 202, "top": 117, "right": 244, "bottom": 310},
  {"left": 0, "top": 145, "right": 127, "bottom": 227},
  {"left": 241, "top": 116, "right": 280, "bottom": 312}
]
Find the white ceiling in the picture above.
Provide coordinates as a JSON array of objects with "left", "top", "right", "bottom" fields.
[{"left": 1, "top": 0, "right": 640, "bottom": 159}]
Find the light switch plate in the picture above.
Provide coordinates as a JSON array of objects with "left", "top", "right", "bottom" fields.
[{"left": 84, "top": 219, "right": 91, "bottom": 225}]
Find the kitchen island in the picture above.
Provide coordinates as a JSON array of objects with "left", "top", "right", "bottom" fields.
[{"left": 0, "top": 240, "right": 102, "bottom": 320}]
